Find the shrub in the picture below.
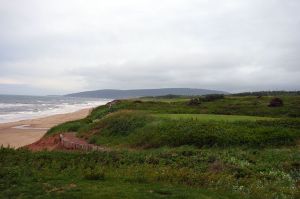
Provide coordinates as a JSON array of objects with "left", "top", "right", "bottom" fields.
[
  {"left": 83, "top": 167, "right": 105, "bottom": 180},
  {"left": 202, "top": 94, "right": 224, "bottom": 102},
  {"left": 268, "top": 98, "right": 283, "bottom": 107},
  {"left": 188, "top": 98, "right": 201, "bottom": 106}
]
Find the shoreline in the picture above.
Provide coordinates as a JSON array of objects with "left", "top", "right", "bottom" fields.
[{"left": 0, "top": 108, "right": 92, "bottom": 149}]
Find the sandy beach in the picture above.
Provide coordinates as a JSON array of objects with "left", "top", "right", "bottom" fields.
[{"left": 0, "top": 108, "right": 91, "bottom": 148}]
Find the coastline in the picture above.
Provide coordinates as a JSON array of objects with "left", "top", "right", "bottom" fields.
[{"left": 0, "top": 108, "right": 92, "bottom": 149}]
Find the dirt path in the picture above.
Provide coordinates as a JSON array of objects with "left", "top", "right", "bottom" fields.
[
  {"left": 26, "top": 132, "right": 108, "bottom": 152},
  {"left": 0, "top": 109, "right": 91, "bottom": 148},
  {"left": 60, "top": 133, "right": 107, "bottom": 151}
]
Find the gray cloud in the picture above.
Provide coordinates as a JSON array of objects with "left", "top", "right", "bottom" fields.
[{"left": 0, "top": 0, "right": 300, "bottom": 95}]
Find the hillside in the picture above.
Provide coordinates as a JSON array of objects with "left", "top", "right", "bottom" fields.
[
  {"left": 66, "top": 88, "right": 228, "bottom": 98},
  {"left": 1, "top": 94, "right": 299, "bottom": 199}
]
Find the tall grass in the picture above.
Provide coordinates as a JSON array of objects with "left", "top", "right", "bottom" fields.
[{"left": 1, "top": 147, "right": 299, "bottom": 199}]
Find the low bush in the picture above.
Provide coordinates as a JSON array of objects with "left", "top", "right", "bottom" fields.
[
  {"left": 83, "top": 167, "right": 105, "bottom": 181},
  {"left": 268, "top": 97, "right": 283, "bottom": 107},
  {"left": 202, "top": 94, "right": 225, "bottom": 102},
  {"left": 187, "top": 94, "right": 224, "bottom": 106},
  {"left": 188, "top": 98, "right": 201, "bottom": 106}
]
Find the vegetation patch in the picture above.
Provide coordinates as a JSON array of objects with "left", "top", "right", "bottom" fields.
[
  {"left": 129, "top": 118, "right": 300, "bottom": 148},
  {"left": 92, "top": 110, "right": 152, "bottom": 136},
  {"left": 83, "top": 167, "right": 105, "bottom": 181},
  {"left": 268, "top": 97, "right": 284, "bottom": 107},
  {"left": 17, "top": 94, "right": 300, "bottom": 198},
  {"left": 0, "top": 147, "right": 299, "bottom": 199},
  {"left": 157, "top": 113, "right": 275, "bottom": 121}
]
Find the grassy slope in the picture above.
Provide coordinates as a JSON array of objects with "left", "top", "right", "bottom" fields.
[
  {"left": 157, "top": 113, "right": 275, "bottom": 121},
  {"left": 1, "top": 95, "right": 300, "bottom": 198},
  {"left": 82, "top": 110, "right": 299, "bottom": 148}
]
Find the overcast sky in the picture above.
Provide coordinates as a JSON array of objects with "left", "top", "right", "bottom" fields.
[{"left": 0, "top": 0, "right": 299, "bottom": 95}]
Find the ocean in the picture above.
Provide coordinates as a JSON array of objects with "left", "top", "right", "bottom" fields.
[{"left": 0, "top": 95, "right": 110, "bottom": 123}]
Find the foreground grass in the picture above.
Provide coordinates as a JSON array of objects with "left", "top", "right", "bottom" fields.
[{"left": 1, "top": 147, "right": 299, "bottom": 199}]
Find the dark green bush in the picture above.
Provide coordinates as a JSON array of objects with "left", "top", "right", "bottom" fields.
[
  {"left": 83, "top": 167, "right": 105, "bottom": 180},
  {"left": 188, "top": 98, "right": 201, "bottom": 106},
  {"left": 202, "top": 94, "right": 225, "bottom": 102},
  {"left": 268, "top": 97, "right": 283, "bottom": 107}
]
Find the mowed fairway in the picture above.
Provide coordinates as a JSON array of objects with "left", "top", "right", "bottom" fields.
[{"left": 157, "top": 113, "right": 275, "bottom": 122}]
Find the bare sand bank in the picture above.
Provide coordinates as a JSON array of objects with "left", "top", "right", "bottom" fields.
[{"left": 0, "top": 108, "right": 91, "bottom": 148}]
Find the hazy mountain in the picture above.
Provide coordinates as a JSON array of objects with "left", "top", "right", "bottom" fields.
[{"left": 66, "top": 88, "right": 228, "bottom": 99}]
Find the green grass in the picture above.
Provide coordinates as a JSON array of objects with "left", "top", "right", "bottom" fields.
[
  {"left": 108, "top": 95, "right": 300, "bottom": 117},
  {"left": 0, "top": 177, "right": 233, "bottom": 199},
  {"left": 46, "top": 119, "right": 88, "bottom": 136},
  {"left": 81, "top": 110, "right": 299, "bottom": 148},
  {"left": 129, "top": 119, "right": 300, "bottom": 148},
  {"left": 3, "top": 95, "right": 300, "bottom": 198},
  {"left": 139, "top": 94, "right": 191, "bottom": 103},
  {"left": 157, "top": 113, "right": 275, "bottom": 122},
  {"left": 0, "top": 147, "right": 299, "bottom": 199},
  {"left": 46, "top": 95, "right": 300, "bottom": 137}
]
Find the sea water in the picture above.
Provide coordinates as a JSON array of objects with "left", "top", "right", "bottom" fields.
[{"left": 0, "top": 95, "right": 110, "bottom": 123}]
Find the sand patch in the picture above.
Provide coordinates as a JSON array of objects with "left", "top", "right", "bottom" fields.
[{"left": 0, "top": 108, "right": 91, "bottom": 148}]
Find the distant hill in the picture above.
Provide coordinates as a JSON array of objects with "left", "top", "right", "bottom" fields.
[{"left": 66, "top": 88, "right": 228, "bottom": 99}]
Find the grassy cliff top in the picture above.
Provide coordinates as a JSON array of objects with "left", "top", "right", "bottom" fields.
[{"left": 1, "top": 95, "right": 299, "bottom": 199}]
